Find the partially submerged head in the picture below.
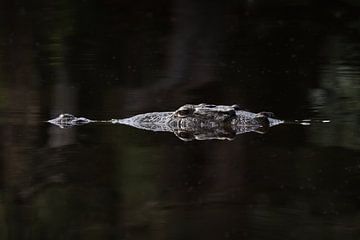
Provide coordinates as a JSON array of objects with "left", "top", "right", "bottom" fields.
[{"left": 174, "top": 103, "right": 239, "bottom": 122}]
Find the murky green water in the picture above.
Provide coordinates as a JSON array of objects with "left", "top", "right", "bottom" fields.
[{"left": 1, "top": 1, "right": 360, "bottom": 239}]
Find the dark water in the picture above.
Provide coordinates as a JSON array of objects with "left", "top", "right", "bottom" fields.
[{"left": 1, "top": 1, "right": 360, "bottom": 239}]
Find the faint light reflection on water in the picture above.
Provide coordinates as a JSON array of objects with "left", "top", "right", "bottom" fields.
[{"left": 309, "top": 36, "right": 360, "bottom": 150}]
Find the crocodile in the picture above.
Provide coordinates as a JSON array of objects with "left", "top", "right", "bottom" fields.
[{"left": 48, "top": 104, "right": 286, "bottom": 141}]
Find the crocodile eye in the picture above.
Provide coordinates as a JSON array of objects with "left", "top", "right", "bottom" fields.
[
  {"left": 174, "top": 130, "right": 195, "bottom": 141},
  {"left": 176, "top": 109, "right": 191, "bottom": 117},
  {"left": 175, "top": 107, "right": 194, "bottom": 117},
  {"left": 231, "top": 104, "right": 241, "bottom": 110}
]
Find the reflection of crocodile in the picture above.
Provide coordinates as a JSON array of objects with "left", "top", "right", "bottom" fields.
[{"left": 48, "top": 104, "right": 285, "bottom": 141}]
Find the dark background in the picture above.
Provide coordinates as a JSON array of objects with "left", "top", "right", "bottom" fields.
[{"left": 0, "top": 0, "right": 360, "bottom": 239}]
